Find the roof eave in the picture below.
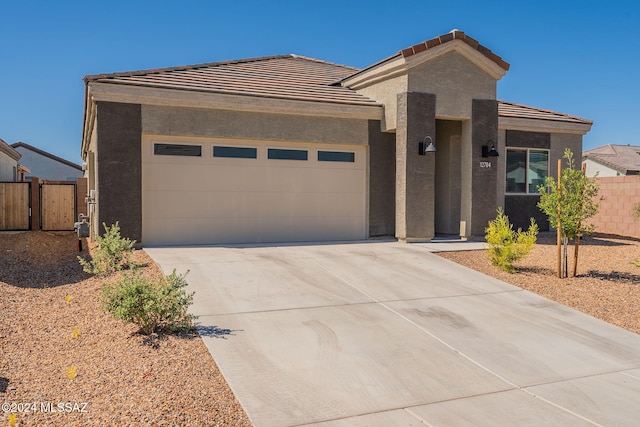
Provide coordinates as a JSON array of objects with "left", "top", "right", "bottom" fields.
[{"left": 498, "top": 116, "right": 593, "bottom": 135}]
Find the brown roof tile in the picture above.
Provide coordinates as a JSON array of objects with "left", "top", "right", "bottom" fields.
[
  {"left": 498, "top": 101, "right": 593, "bottom": 125},
  {"left": 85, "top": 55, "right": 380, "bottom": 107}
]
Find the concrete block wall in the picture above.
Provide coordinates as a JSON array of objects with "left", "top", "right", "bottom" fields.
[{"left": 589, "top": 176, "right": 640, "bottom": 238}]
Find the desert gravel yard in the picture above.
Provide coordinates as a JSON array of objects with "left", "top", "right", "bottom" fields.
[
  {"left": 0, "top": 232, "right": 252, "bottom": 427},
  {"left": 1, "top": 231, "right": 639, "bottom": 427}
]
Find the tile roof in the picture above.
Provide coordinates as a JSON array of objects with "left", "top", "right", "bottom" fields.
[
  {"left": 583, "top": 144, "right": 640, "bottom": 175},
  {"left": 85, "top": 55, "right": 380, "bottom": 107},
  {"left": 498, "top": 101, "right": 593, "bottom": 125},
  {"left": 400, "top": 30, "right": 510, "bottom": 71},
  {"left": 11, "top": 142, "right": 82, "bottom": 170}
]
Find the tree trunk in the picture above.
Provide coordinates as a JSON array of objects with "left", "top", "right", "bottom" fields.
[{"left": 572, "top": 235, "right": 580, "bottom": 277}]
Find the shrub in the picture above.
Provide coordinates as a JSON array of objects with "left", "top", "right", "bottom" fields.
[
  {"left": 101, "top": 270, "right": 196, "bottom": 335},
  {"left": 78, "top": 221, "right": 135, "bottom": 275},
  {"left": 485, "top": 208, "right": 538, "bottom": 273}
]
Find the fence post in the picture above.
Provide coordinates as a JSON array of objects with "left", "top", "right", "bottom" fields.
[{"left": 30, "top": 177, "right": 40, "bottom": 231}]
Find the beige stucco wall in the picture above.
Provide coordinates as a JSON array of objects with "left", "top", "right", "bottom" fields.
[
  {"left": 408, "top": 51, "right": 496, "bottom": 119},
  {"left": 352, "top": 75, "right": 408, "bottom": 132},
  {"left": 142, "top": 106, "right": 370, "bottom": 146},
  {"left": 0, "top": 154, "right": 18, "bottom": 181}
]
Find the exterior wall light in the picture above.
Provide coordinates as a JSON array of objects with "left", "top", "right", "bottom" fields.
[
  {"left": 482, "top": 143, "right": 499, "bottom": 157},
  {"left": 419, "top": 136, "right": 437, "bottom": 155}
]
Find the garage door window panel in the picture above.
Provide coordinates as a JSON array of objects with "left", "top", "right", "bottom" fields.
[
  {"left": 318, "top": 151, "right": 355, "bottom": 163},
  {"left": 154, "top": 143, "right": 202, "bottom": 157},
  {"left": 213, "top": 146, "right": 257, "bottom": 159},
  {"left": 268, "top": 148, "right": 308, "bottom": 161}
]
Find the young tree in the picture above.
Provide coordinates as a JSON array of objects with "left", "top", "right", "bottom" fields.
[{"left": 537, "top": 149, "right": 602, "bottom": 277}]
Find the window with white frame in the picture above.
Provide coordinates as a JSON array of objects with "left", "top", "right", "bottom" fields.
[{"left": 505, "top": 149, "right": 549, "bottom": 194}]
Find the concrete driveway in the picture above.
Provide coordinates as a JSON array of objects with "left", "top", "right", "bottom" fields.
[{"left": 145, "top": 241, "right": 640, "bottom": 427}]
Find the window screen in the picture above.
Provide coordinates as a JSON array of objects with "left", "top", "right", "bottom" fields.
[{"left": 154, "top": 143, "right": 201, "bottom": 157}]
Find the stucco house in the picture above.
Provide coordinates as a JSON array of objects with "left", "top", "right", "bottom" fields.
[
  {"left": 0, "top": 138, "right": 21, "bottom": 182},
  {"left": 11, "top": 142, "right": 83, "bottom": 181},
  {"left": 81, "top": 30, "right": 593, "bottom": 246},
  {"left": 583, "top": 144, "right": 640, "bottom": 177}
]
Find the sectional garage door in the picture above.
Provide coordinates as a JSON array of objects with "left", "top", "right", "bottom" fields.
[{"left": 141, "top": 137, "right": 367, "bottom": 245}]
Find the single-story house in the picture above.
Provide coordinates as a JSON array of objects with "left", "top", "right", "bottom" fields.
[
  {"left": 0, "top": 138, "right": 21, "bottom": 182},
  {"left": 81, "top": 30, "right": 593, "bottom": 246},
  {"left": 583, "top": 144, "right": 640, "bottom": 177},
  {"left": 11, "top": 142, "right": 83, "bottom": 181}
]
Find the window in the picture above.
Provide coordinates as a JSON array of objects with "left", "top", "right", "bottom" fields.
[
  {"left": 213, "top": 146, "right": 257, "bottom": 159},
  {"left": 318, "top": 151, "right": 355, "bottom": 163},
  {"left": 154, "top": 143, "right": 201, "bottom": 157},
  {"left": 268, "top": 148, "right": 308, "bottom": 161},
  {"left": 506, "top": 149, "right": 549, "bottom": 194}
]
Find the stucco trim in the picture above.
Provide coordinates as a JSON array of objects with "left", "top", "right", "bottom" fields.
[
  {"left": 87, "top": 82, "right": 383, "bottom": 120},
  {"left": 498, "top": 117, "right": 592, "bottom": 135},
  {"left": 343, "top": 40, "right": 507, "bottom": 90},
  {"left": 0, "top": 139, "right": 21, "bottom": 161}
]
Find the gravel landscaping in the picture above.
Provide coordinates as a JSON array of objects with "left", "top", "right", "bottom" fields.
[
  {"left": 2, "top": 230, "right": 638, "bottom": 426},
  {"left": 0, "top": 231, "right": 252, "bottom": 426}
]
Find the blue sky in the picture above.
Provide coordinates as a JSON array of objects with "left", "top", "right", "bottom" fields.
[{"left": 1, "top": 0, "right": 638, "bottom": 164}]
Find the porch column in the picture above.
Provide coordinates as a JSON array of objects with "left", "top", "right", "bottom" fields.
[
  {"left": 396, "top": 92, "right": 436, "bottom": 242},
  {"left": 467, "top": 99, "right": 499, "bottom": 237}
]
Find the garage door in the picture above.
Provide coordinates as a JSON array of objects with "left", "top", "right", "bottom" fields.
[{"left": 142, "top": 137, "right": 367, "bottom": 245}]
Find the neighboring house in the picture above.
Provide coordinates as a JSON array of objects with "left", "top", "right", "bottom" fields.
[
  {"left": 11, "top": 142, "right": 83, "bottom": 181},
  {"left": 583, "top": 144, "right": 640, "bottom": 177},
  {"left": 80, "top": 30, "right": 593, "bottom": 246},
  {"left": 0, "top": 138, "right": 21, "bottom": 182}
]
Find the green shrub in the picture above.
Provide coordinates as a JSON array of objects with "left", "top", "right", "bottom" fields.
[
  {"left": 485, "top": 208, "right": 538, "bottom": 273},
  {"left": 101, "top": 269, "right": 196, "bottom": 335},
  {"left": 78, "top": 221, "right": 135, "bottom": 275}
]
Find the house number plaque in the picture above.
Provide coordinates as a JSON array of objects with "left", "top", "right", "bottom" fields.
[{"left": 480, "top": 161, "right": 492, "bottom": 168}]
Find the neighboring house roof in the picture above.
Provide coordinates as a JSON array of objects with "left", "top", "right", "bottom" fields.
[
  {"left": 583, "top": 144, "right": 640, "bottom": 175},
  {"left": 498, "top": 101, "right": 593, "bottom": 125},
  {"left": 0, "top": 138, "right": 21, "bottom": 161},
  {"left": 11, "top": 142, "right": 82, "bottom": 170},
  {"left": 84, "top": 55, "right": 380, "bottom": 107}
]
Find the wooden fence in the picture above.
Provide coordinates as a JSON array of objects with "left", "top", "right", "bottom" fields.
[
  {"left": 0, "top": 182, "right": 30, "bottom": 230},
  {"left": 0, "top": 178, "right": 87, "bottom": 231},
  {"left": 41, "top": 183, "right": 76, "bottom": 231}
]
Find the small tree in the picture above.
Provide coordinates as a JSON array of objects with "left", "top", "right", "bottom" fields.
[
  {"left": 537, "top": 149, "right": 602, "bottom": 277},
  {"left": 485, "top": 208, "right": 538, "bottom": 273}
]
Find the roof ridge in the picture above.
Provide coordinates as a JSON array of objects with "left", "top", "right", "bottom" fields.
[
  {"left": 11, "top": 142, "right": 82, "bottom": 170},
  {"left": 84, "top": 54, "right": 358, "bottom": 82},
  {"left": 288, "top": 54, "right": 359, "bottom": 71},
  {"left": 399, "top": 30, "right": 510, "bottom": 71}
]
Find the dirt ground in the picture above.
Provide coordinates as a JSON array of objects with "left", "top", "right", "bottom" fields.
[{"left": 0, "top": 231, "right": 252, "bottom": 426}]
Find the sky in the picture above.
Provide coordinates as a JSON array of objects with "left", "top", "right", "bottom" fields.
[{"left": 1, "top": 0, "right": 638, "bottom": 164}]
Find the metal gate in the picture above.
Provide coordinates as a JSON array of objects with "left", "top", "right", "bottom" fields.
[
  {"left": 41, "top": 183, "right": 76, "bottom": 231},
  {"left": 0, "top": 182, "right": 30, "bottom": 230}
]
